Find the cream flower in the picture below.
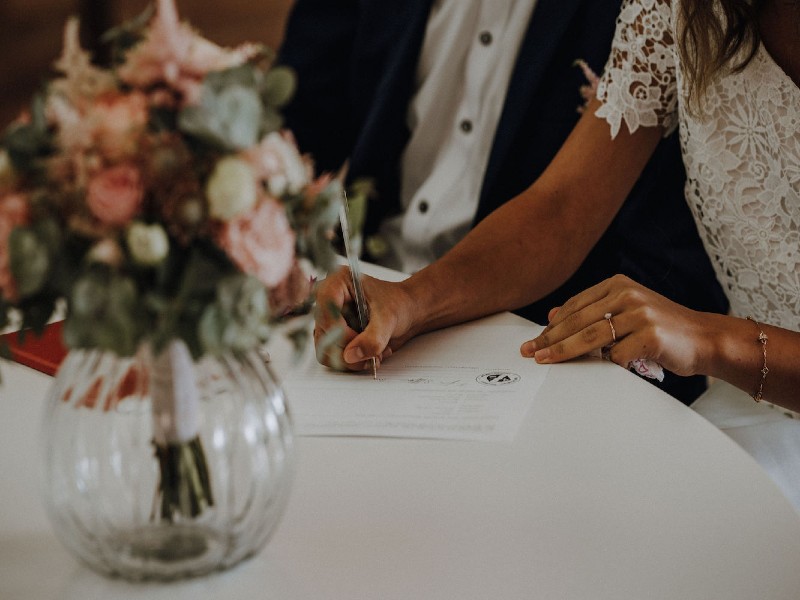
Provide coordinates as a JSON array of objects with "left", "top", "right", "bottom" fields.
[
  {"left": 206, "top": 156, "right": 258, "bottom": 221},
  {"left": 86, "top": 238, "right": 124, "bottom": 267},
  {"left": 126, "top": 222, "right": 170, "bottom": 266}
]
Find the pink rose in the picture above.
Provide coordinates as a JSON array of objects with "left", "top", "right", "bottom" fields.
[
  {"left": 0, "top": 193, "right": 30, "bottom": 301},
  {"left": 216, "top": 196, "right": 295, "bottom": 288},
  {"left": 86, "top": 164, "right": 144, "bottom": 226}
]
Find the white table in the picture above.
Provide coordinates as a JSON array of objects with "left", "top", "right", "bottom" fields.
[{"left": 3, "top": 312, "right": 800, "bottom": 599}]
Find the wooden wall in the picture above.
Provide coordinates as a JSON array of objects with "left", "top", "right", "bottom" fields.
[{"left": 0, "top": 0, "right": 295, "bottom": 127}]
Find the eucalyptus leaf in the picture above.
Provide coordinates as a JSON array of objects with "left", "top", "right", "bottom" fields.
[
  {"left": 35, "top": 218, "right": 63, "bottom": 260},
  {"left": 177, "top": 105, "right": 227, "bottom": 151},
  {"left": 286, "top": 320, "right": 311, "bottom": 362},
  {"left": 101, "top": 4, "right": 153, "bottom": 44},
  {"left": 198, "top": 274, "right": 271, "bottom": 355},
  {"left": 262, "top": 66, "right": 297, "bottom": 108},
  {"left": 178, "top": 84, "right": 263, "bottom": 151},
  {"left": 316, "top": 326, "right": 345, "bottom": 371},
  {"left": 205, "top": 64, "right": 259, "bottom": 92},
  {"left": 260, "top": 106, "right": 284, "bottom": 136},
  {"left": 20, "top": 297, "right": 58, "bottom": 332},
  {"left": 0, "top": 299, "right": 8, "bottom": 330},
  {"left": 1, "top": 92, "right": 52, "bottom": 171},
  {"left": 9, "top": 227, "right": 50, "bottom": 298},
  {"left": 65, "top": 271, "right": 144, "bottom": 356},
  {"left": 30, "top": 92, "right": 48, "bottom": 135},
  {"left": 217, "top": 85, "right": 263, "bottom": 148},
  {"left": 198, "top": 304, "right": 225, "bottom": 355}
]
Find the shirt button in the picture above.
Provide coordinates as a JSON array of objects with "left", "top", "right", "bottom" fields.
[
  {"left": 460, "top": 119, "right": 473, "bottom": 133},
  {"left": 479, "top": 31, "right": 493, "bottom": 46},
  {"left": 418, "top": 200, "right": 430, "bottom": 214}
]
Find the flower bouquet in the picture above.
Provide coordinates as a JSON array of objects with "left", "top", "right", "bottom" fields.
[{"left": 0, "top": 0, "right": 346, "bottom": 578}]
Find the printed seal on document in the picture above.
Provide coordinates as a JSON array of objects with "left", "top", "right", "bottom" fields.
[{"left": 477, "top": 372, "right": 521, "bottom": 386}]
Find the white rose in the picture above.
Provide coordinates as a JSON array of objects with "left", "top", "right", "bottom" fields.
[
  {"left": 126, "top": 222, "right": 170, "bottom": 266},
  {"left": 86, "top": 238, "right": 124, "bottom": 267},
  {"left": 206, "top": 156, "right": 258, "bottom": 220}
]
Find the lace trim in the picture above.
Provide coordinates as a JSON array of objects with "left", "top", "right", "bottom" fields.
[{"left": 595, "top": 0, "right": 678, "bottom": 138}]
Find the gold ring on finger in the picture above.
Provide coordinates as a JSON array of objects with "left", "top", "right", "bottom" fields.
[{"left": 603, "top": 312, "right": 617, "bottom": 345}]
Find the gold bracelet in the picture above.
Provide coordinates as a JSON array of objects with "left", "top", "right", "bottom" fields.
[{"left": 745, "top": 316, "right": 769, "bottom": 402}]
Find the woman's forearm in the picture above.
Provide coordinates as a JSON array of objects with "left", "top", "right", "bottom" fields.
[{"left": 706, "top": 314, "right": 800, "bottom": 412}]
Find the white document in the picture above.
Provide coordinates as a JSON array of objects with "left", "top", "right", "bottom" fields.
[{"left": 272, "top": 313, "right": 550, "bottom": 442}]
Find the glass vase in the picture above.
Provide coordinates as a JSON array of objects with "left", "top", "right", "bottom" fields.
[{"left": 40, "top": 341, "right": 294, "bottom": 581}]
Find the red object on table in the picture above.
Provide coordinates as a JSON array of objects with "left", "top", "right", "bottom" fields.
[{"left": 1, "top": 321, "right": 68, "bottom": 376}]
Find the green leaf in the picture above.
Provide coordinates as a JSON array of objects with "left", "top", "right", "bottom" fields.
[
  {"left": 1, "top": 94, "right": 53, "bottom": 172},
  {"left": 101, "top": 4, "right": 153, "bottom": 45},
  {"left": 198, "top": 305, "right": 225, "bottom": 356},
  {"left": 217, "top": 85, "right": 263, "bottom": 148},
  {"left": 316, "top": 326, "right": 345, "bottom": 371},
  {"left": 64, "top": 270, "right": 145, "bottom": 356},
  {"left": 205, "top": 64, "right": 259, "bottom": 92},
  {"left": 260, "top": 106, "right": 284, "bottom": 136},
  {"left": 150, "top": 243, "right": 236, "bottom": 355},
  {"left": 284, "top": 316, "right": 314, "bottom": 363},
  {"left": 262, "top": 66, "right": 296, "bottom": 108},
  {"left": 178, "top": 83, "right": 263, "bottom": 151},
  {"left": 9, "top": 227, "right": 50, "bottom": 298},
  {"left": 339, "top": 177, "right": 375, "bottom": 254},
  {"left": 197, "top": 274, "right": 272, "bottom": 355},
  {"left": 17, "top": 296, "right": 58, "bottom": 332}
]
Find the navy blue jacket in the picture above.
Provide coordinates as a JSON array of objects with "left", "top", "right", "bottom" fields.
[{"left": 278, "top": 0, "right": 729, "bottom": 404}]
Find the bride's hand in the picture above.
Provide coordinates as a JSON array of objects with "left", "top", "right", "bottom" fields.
[{"left": 520, "top": 274, "right": 715, "bottom": 377}]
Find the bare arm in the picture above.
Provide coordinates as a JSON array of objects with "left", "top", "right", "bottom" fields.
[
  {"left": 398, "top": 98, "right": 663, "bottom": 336},
  {"left": 314, "top": 100, "right": 663, "bottom": 368},
  {"left": 523, "top": 275, "right": 800, "bottom": 412}
]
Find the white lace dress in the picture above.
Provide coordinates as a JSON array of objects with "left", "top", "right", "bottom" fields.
[{"left": 595, "top": 0, "right": 800, "bottom": 512}]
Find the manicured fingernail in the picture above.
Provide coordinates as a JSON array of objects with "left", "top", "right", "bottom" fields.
[
  {"left": 344, "top": 346, "right": 365, "bottom": 363},
  {"left": 534, "top": 348, "right": 551, "bottom": 363}
]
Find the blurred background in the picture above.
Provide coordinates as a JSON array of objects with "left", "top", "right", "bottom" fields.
[{"left": 0, "top": 0, "right": 295, "bottom": 126}]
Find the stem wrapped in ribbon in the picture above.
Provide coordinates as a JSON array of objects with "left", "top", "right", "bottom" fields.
[{"left": 150, "top": 340, "right": 213, "bottom": 521}]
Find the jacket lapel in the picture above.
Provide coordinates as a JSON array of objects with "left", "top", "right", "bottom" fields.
[
  {"left": 479, "top": 0, "right": 583, "bottom": 204},
  {"left": 353, "top": 0, "right": 434, "bottom": 166}
]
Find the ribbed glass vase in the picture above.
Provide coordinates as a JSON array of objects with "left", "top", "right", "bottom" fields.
[{"left": 41, "top": 341, "right": 294, "bottom": 581}]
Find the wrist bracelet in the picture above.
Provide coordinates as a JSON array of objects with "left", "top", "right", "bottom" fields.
[{"left": 745, "top": 316, "right": 769, "bottom": 402}]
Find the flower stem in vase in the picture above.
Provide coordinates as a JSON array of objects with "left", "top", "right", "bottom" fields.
[{"left": 150, "top": 340, "right": 214, "bottom": 522}]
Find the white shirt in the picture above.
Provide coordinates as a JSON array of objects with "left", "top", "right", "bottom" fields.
[{"left": 377, "top": 0, "right": 536, "bottom": 273}]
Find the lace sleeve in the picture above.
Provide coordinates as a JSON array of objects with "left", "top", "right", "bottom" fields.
[{"left": 595, "top": 0, "right": 679, "bottom": 138}]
